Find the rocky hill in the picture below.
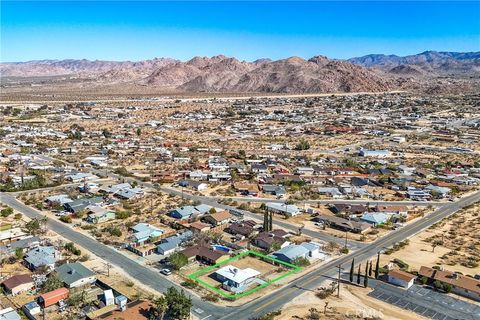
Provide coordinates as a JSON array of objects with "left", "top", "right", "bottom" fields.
[{"left": 1, "top": 51, "right": 479, "bottom": 94}]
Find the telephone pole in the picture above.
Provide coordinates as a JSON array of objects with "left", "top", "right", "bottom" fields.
[{"left": 336, "top": 264, "right": 344, "bottom": 297}]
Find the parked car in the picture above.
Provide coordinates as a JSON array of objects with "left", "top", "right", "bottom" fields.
[{"left": 160, "top": 268, "right": 172, "bottom": 276}]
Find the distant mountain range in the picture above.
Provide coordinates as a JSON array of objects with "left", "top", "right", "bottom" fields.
[
  {"left": 349, "top": 51, "right": 480, "bottom": 76},
  {"left": 1, "top": 51, "right": 479, "bottom": 94}
]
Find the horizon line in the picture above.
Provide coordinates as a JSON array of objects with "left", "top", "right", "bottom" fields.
[{"left": 2, "top": 49, "right": 479, "bottom": 64}]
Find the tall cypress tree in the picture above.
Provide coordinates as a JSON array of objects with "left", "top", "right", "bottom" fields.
[
  {"left": 357, "top": 264, "right": 361, "bottom": 285},
  {"left": 375, "top": 252, "right": 380, "bottom": 279},
  {"left": 364, "top": 262, "right": 369, "bottom": 288},
  {"left": 349, "top": 259, "right": 355, "bottom": 283},
  {"left": 269, "top": 212, "right": 273, "bottom": 231},
  {"left": 368, "top": 260, "right": 373, "bottom": 277},
  {"left": 263, "top": 211, "right": 268, "bottom": 231}
]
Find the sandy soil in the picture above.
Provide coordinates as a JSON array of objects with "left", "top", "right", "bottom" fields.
[{"left": 380, "top": 203, "right": 480, "bottom": 276}]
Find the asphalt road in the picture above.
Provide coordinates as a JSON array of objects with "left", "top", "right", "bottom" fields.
[
  {"left": 0, "top": 192, "right": 223, "bottom": 318},
  {"left": 220, "top": 196, "right": 447, "bottom": 207},
  {"left": 2, "top": 189, "right": 479, "bottom": 319},
  {"left": 219, "top": 189, "right": 480, "bottom": 320}
]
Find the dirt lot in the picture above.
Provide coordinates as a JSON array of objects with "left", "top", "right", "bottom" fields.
[
  {"left": 277, "top": 280, "right": 427, "bottom": 320},
  {"left": 380, "top": 203, "right": 480, "bottom": 276}
]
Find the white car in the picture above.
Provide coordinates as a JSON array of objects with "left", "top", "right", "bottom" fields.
[{"left": 160, "top": 268, "right": 172, "bottom": 276}]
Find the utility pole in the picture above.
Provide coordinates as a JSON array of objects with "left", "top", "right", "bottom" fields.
[
  {"left": 344, "top": 231, "right": 348, "bottom": 249},
  {"left": 336, "top": 264, "right": 343, "bottom": 297}
]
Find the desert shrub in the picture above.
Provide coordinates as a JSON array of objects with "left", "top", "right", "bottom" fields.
[
  {"left": 181, "top": 279, "right": 198, "bottom": 289},
  {"left": 393, "top": 258, "right": 409, "bottom": 271},
  {"left": 0, "top": 207, "right": 13, "bottom": 217},
  {"left": 60, "top": 216, "right": 72, "bottom": 223},
  {"left": 202, "top": 293, "right": 220, "bottom": 302}
]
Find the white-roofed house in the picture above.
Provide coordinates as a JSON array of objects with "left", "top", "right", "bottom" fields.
[
  {"left": 265, "top": 202, "right": 300, "bottom": 217},
  {"left": 214, "top": 265, "right": 263, "bottom": 293}
]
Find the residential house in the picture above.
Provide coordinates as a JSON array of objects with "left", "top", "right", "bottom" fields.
[
  {"left": 317, "top": 187, "right": 343, "bottom": 198},
  {"left": 296, "top": 167, "right": 315, "bottom": 176},
  {"left": 85, "top": 206, "right": 116, "bottom": 224},
  {"left": 265, "top": 202, "right": 300, "bottom": 217},
  {"left": 64, "top": 197, "right": 104, "bottom": 214},
  {"left": 272, "top": 242, "right": 325, "bottom": 263},
  {"left": 99, "top": 183, "right": 144, "bottom": 200},
  {"left": 313, "top": 215, "right": 371, "bottom": 234},
  {"left": 203, "top": 211, "right": 232, "bottom": 226},
  {"left": 177, "top": 179, "right": 208, "bottom": 191},
  {"left": 215, "top": 265, "right": 261, "bottom": 293},
  {"left": 340, "top": 186, "right": 371, "bottom": 198},
  {"left": 168, "top": 204, "right": 212, "bottom": 220},
  {"left": 374, "top": 205, "right": 408, "bottom": 217},
  {"left": 398, "top": 165, "right": 416, "bottom": 176},
  {"left": 251, "top": 164, "right": 268, "bottom": 174},
  {"left": 360, "top": 212, "right": 390, "bottom": 226},
  {"left": 56, "top": 262, "right": 97, "bottom": 288},
  {"left": 180, "top": 245, "right": 229, "bottom": 265},
  {"left": 233, "top": 182, "right": 260, "bottom": 196},
  {"left": 45, "top": 194, "right": 73, "bottom": 206},
  {"left": 367, "top": 168, "right": 393, "bottom": 176},
  {"left": 66, "top": 172, "right": 98, "bottom": 183},
  {"left": 0, "top": 228, "right": 28, "bottom": 244},
  {"left": 1, "top": 274, "right": 34, "bottom": 295},
  {"left": 418, "top": 266, "right": 480, "bottom": 302},
  {"left": 226, "top": 220, "right": 257, "bottom": 239},
  {"left": 425, "top": 185, "right": 451, "bottom": 198},
  {"left": 387, "top": 269, "right": 416, "bottom": 289},
  {"left": 24, "top": 246, "right": 61, "bottom": 270},
  {"left": 0, "top": 236, "right": 40, "bottom": 258},
  {"left": 330, "top": 204, "right": 368, "bottom": 216},
  {"left": 0, "top": 308, "right": 21, "bottom": 320},
  {"left": 189, "top": 222, "right": 211, "bottom": 233},
  {"left": 156, "top": 231, "right": 193, "bottom": 256},
  {"left": 189, "top": 170, "right": 209, "bottom": 181},
  {"left": 351, "top": 177, "right": 379, "bottom": 187},
  {"left": 261, "top": 185, "right": 287, "bottom": 197},
  {"left": 253, "top": 229, "right": 289, "bottom": 250},
  {"left": 406, "top": 188, "right": 431, "bottom": 201},
  {"left": 359, "top": 149, "right": 390, "bottom": 158},
  {"left": 209, "top": 171, "right": 231, "bottom": 181},
  {"left": 130, "top": 223, "right": 164, "bottom": 245},
  {"left": 265, "top": 174, "right": 302, "bottom": 185}
]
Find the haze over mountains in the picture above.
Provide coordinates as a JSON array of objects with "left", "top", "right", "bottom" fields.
[{"left": 1, "top": 51, "right": 479, "bottom": 94}]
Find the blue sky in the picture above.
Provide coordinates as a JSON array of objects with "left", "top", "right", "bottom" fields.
[{"left": 1, "top": 1, "right": 479, "bottom": 62}]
